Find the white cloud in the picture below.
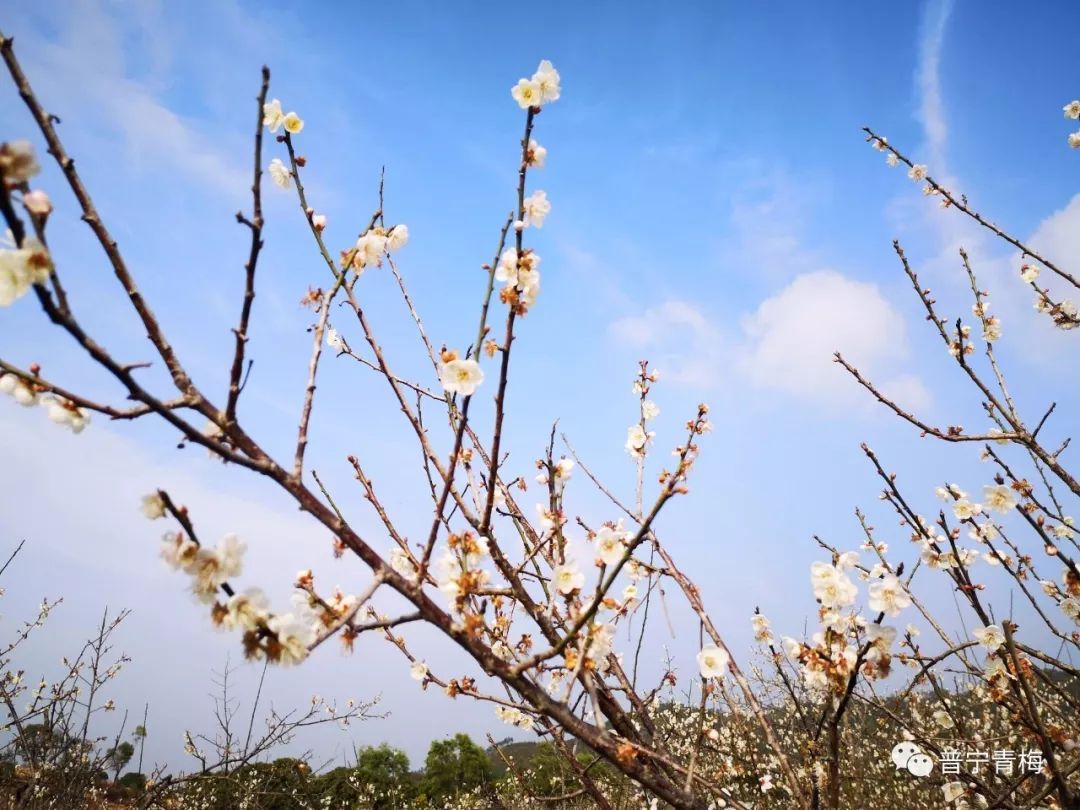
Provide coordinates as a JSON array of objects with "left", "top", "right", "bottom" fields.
[
  {"left": 11, "top": 0, "right": 248, "bottom": 198},
  {"left": 609, "top": 271, "right": 930, "bottom": 412},
  {"left": 738, "top": 271, "right": 929, "bottom": 409}
]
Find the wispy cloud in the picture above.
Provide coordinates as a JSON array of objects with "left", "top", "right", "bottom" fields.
[
  {"left": 916, "top": 0, "right": 955, "bottom": 169},
  {"left": 12, "top": 0, "right": 248, "bottom": 199}
]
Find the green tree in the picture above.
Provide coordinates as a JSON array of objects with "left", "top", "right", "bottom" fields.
[
  {"left": 420, "top": 733, "right": 492, "bottom": 804},
  {"left": 106, "top": 740, "right": 134, "bottom": 781},
  {"left": 354, "top": 743, "right": 414, "bottom": 807}
]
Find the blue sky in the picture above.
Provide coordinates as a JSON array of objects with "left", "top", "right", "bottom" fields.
[{"left": 1, "top": 0, "right": 1078, "bottom": 774}]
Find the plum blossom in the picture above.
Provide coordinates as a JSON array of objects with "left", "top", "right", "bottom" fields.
[
  {"left": 1061, "top": 597, "right": 1080, "bottom": 624},
  {"left": 439, "top": 354, "right": 484, "bottom": 396},
  {"left": 908, "top": 163, "right": 928, "bottom": 181},
  {"left": 325, "top": 326, "right": 344, "bottom": 352},
  {"left": 0, "top": 140, "right": 40, "bottom": 184},
  {"left": 751, "top": 613, "right": 773, "bottom": 643},
  {"left": 952, "top": 498, "right": 982, "bottom": 520},
  {"left": 943, "top": 782, "right": 965, "bottom": 803},
  {"left": 867, "top": 574, "right": 911, "bottom": 617},
  {"left": 532, "top": 60, "right": 561, "bottom": 104},
  {"left": 522, "top": 190, "right": 551, "bottom": 228},
  {"left": 0, "top": 373, "right": 38, "bottom": 406},
  {"left": 641, "top": 400, "right": 660, "bottom": 420},
  {"left": 983, "top": 484, "right": 1017, "bottom": 513},
  {"left": 810, "top": 562, "right": 857, "bottom": 609},
  {"left": 1021, "top": 264, "right": 1040, "bottom": 283},
  {"left": 0, "top": 235, "right": 52, "bottom": 307},
  {"left": 268, "top": 158, "right": 291, "bottom": 188},
  {"left": 387, "top": 224, "right": 409, "bottom": 250},
  {"left": 223, "top": 589, "right": 269, "bottom": 632},
  {"left": 625, "top": 424, "right": 653, "bottom": 458},
  {"left": 511, "top": 78, "right": 541, "bottom": 109},
  {"left": 43, "top": 396, "right": 90, "bottom": 433},
  {"left": 352, "top": 230, "right": 388, "bottom": 271},
  {"left": 410, "top": 660, "right": 428, "bottom": 681},
  {"left": 267, "top": 612, "right": 314, "bottom": 666},
  {"left": 141, "top": 492, "right": 166, "bottom": 520},
  {"left": 262, "top": 99, "right": 285, "bottom": 132},
  {"left": 973, "top": 624, "right": 1005, "bottom": 651},
  {"left": 697, "top": 645, "right": 730, "bottom": 678},
  {"left": 526, "top": 138, "right": 547, "bottom": 168},
  {"left": 390, "top": 548, "right": 419, "bottom": 583},
  {"left": 282, "top": 111, "right": 304, "bottom": 134},
  {"left": 593, "top": 525, "right": 626, "bottom": 566},
  {"left": 1065, "top": 100, "right": 1080, "bottom": 120},
  {"left": 552, "top": 563, "right": 584, "bottom": 595},
  {"left": 1069, "top": 131, "right": 1080, "bottom": 149}
]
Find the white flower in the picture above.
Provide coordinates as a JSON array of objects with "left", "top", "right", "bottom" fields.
[
  {"left": 983, "top": 484, "right": 1017, "bottom": 514},
  {"left": 973, "top": 624, "right": 1005, "bottom": 651},
  {"left": 908, "top": 164, "right": 928, "bottom": 181},
  {"left": 952, "top": 498, "right": 982, "bottom": 520},
  {"left": 836, "top": 551, "right": 859, "bottom": 572},
  {"left": 22, "top": 190, "right": 52, "bottom": 216},
  {"left": 1065, "top": 101, "right": 1080, "bottom": 120},
  {"left": 0, "top": 237, "right": 52, "bottom": 306},
  {"left": 44, "top": 396, "right": 90, "bottom": 433},
  {"left": 326, "top": 326, "right": 344, "bottom": 352},
  {"left": 810, "top": 562, "right": 857, "bottom": 609},
  {"left": 495, "top": 248, "right": 518, "bottom": 285},
  {"left": 532, "top": 60, "right": 561, "bottom": 104},
  {"left": 267, "top": 612, "right": 314, "bottom": 666},
  {"left": 552, "top": 563, "right": 584, "bottom": 595},
  {"left": 268, "top": 158, "right": 291, "bottom": 189},
  {"left": 1020, "top": 264, "right": 1040, "bottom": 283},
  {"left": 1059, "top": 597, "right": 1079, "bottom": 624},
  {"left": 526, "top": 138, "right": 547, "bottom": 168},
  {"left": 511, "top": 78, "right": 541, "bottom": 109},
  {"left": 0, "top": 373, "right": 38, "bottom": 406},
  {"left": 410, "top": 660, "right": 428, "bottom": 681},
  {"left": 353, "top": 231, "right": 388, "bottom": 271},
  {"left": 0, "top": 141, "right": 41, "bottom": 184},
  {"left": 141, "top": 493, "right": 166, "bottom": 520},
  {"left": 160, "top": 533, "right": 199, "bottom": 570},
  {"left": 885, "top": 152, "right": 899, "bottom": 167},
  {"left": 1069, "top": 131, "right": 1080, "bottom": 149},
  {"left": 593, "top": 525, "right": 626, "bottom": 566},
  {"left": 522, "top": 190, "right": 551, "bottom": 228},
  {"left": 439, "top": 356, "right": 484, "bottom": 396},
  {"left": 282, "top": 111, "right": 304, "bottom": 134},
  {"left": 865, "top": 623, "right": 895, "bottom": 651},
  {"left": 553, "top": 457, "right": 574, "bottom": 483},
  {"left": 625, "top": 424, "right": 651, "bottom": 457},
  {"left": 751, "top": 614, "right": 773, "bottom": 643},
  {"left": 389, "top": 548, "right": 418, "bottom": 583},
  {"left": 622, "top": 583, "right": 638, "bottom": 602},
  {"left": 696, "top": 645, "right": 730, "bottom": 678},
  {"left": 224, "top": 589, "right": 269, "bottom": 632},
  {"left": 943, "top": 781, "right": 965, "bottom": 802},
  {"left": 262, "top": 99, "right": 285, "bottom": 132},
  {"left": 387, "top": 224, "right": 409, "bottom": 251},
  {"left": 641, "top": 400, "right": 660, "bottom": 420},
  {"left": 933, "top": 709, "right": 955, "bottom": 729},
  {"left": 311, "top": 213, "right": 327, "bottom": 231},
  {"left": 868, "top": 574, "right": 911, "bottom": 617},
  {"left": 216, "top": 534, "right": 245, "bottom": 579}
]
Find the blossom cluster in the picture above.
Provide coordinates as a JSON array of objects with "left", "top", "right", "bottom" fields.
[
  {"left": 0, "top": 373, "right": 90, "bottom": 432},
  {"left": 1064, "top": 99, "right": 1080, "bottom": 148}
]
